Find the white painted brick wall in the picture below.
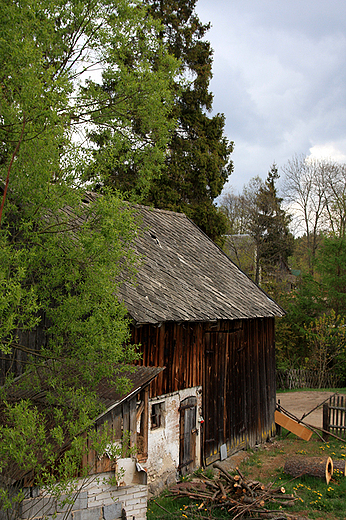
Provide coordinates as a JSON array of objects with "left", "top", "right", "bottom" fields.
[
  {"left": 147, "top": 386, "right": 202, "bottom": 482},
  {"left": 15, "top": 479, "right": 147, "bottom": 520}
]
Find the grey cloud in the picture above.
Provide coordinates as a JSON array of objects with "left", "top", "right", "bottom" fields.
[{"left": 197, "top": 0, "right": 346, "bottom": 191}]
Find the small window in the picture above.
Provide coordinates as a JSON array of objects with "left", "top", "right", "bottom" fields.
[{"left": 151, "top": 402, "right": 165, "bottom": 429}]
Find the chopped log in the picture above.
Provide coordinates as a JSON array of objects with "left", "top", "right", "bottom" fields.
[
  {"left": 284, "top": 456, "right": 333, "bottom": 484},
  {"left": 237, "top": 477, "right": 255, "bottom": 497},
  {"left": 236, "top": 466, "right": 245, "bottom": 479},
  {"left": 333, "top": 459, "right": 346, "bottom": 476},
  {"left": 169, "top": 463, "right": 311, "bottom": 520},
  {"left": 271, "top": 486, "right": 286, "bottom": 494}
]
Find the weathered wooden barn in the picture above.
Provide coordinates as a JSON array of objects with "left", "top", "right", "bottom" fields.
[
  {"left": 118, "top": 205, "right": 285, "bottom": 481},
  {"left": 0, "top": 195, "right": 285, "bottom": 488}
]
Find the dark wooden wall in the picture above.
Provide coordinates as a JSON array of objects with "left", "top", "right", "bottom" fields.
[
  {"left": 0, "top": 313, "right": 49, "bottom": 385},
  {"left": 132, "top": 321, "right": 204, "bottom": 397},
  {"left": 132, "top": 318, "right": 276, "bottom": 465}
]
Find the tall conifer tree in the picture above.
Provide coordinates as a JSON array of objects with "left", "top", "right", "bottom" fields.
[
  {"left": 99, "top": 0, "right": 234, "bottom": 244},
  {"left": 250, "top": 164, "right": 294, "bottom": 284},
  {"left": 144, "top": 0, "right": 233, "bottom": 244}
]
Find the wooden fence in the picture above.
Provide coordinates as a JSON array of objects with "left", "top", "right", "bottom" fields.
[
  {"left": 323, "top": 394, "right": 346, "bottom": 440},
  {"left": 276, "top": 368, "right": 340, "bottom": 390}
]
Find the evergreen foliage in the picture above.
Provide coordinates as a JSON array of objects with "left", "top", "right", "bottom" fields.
[
  {"left": 220, "top": 165, "right": 294, "bottom": 284},
  {"left": 250, "top": 164, "right": 293, "bottom": 284},
  {"left": 97, "top": 0, "right": 234, "bottom": 244},
  {"left": 144, "top": 0, "right": 233, "bottom": 244}
]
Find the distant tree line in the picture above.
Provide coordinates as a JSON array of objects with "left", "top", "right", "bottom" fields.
[{"left": 219, "top": 155, "right": 346, "bottom": 386}]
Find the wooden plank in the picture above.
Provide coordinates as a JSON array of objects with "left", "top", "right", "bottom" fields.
[
  {"left": 123, "top": 400, "right": 130, "bottom": 452},
  {"left": 112, "top": 411, "right": 123, "bottom": 440},
  {"left": 142, "top": 387, "right": 149, "bottom": 460},
  {"left": 130, "top": 397, "right": 137, "bottom": 448},
  {"left": 275, "top": 410, "right": 312, "bottom": 441}
]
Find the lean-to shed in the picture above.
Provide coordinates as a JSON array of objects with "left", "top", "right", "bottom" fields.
[
  {"left": 1, "top": 364, "right": 164, "bottom": 520},
  {"left": 118, "top": 205, "right": 285, "bottom": 481}
]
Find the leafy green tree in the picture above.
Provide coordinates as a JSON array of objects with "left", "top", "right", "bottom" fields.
[
  {"left": 0, "top": 0, "right": 176, "bottom": 513},
  {"left": 304, "top": 311, "right": 346, "bottom": 387},
  {"left": 276, "top": 236, "right": 346, "bottom": 371},
  {"left": 275, "top": 273, "right": 324, "bottom": 369},
  {"left": 315, "top": 236, "right": 346, "bottom": 316}
]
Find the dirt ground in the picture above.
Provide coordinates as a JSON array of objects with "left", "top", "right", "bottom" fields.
[{"left": 276, "top": 390, "right": 338, "bottom": 428}]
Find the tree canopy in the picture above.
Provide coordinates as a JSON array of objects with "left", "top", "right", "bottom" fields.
[
  {"left": 93, "top": 0, "right": 234, "bottom": 244},
  {"left": 0, "top": 0, "right": 178, "bottom": 511},
  {"left": 1, "top": 0, "right": 177, "bottom": 369}
]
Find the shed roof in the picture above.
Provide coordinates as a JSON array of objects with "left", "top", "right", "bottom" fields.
[
  {"left": 1, "top": 364, "right": 164, "bottom": 483},
  {"left": 118, "top": 206, "right": 285, "bottom": 324},
  {"left": 5, "top": 364, "right": 164, "bottom": 416}
]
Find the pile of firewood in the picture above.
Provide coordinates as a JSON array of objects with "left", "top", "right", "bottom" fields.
[{"left": 168, "top": 462, "right": 310, "bottom": 519}]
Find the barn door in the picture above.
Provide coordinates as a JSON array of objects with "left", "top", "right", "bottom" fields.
[
  {"left": 203, "top": 327, "right": 244, "bottom": 466},
  {"left": 203, "top": 331, "right": 229, "bottom": 466},
  {"left": 179, "top": 396, "right": 197, "bottom": 476}
]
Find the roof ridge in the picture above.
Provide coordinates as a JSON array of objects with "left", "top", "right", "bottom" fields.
[{"left": 132, "top": 204, "right": 188, "bottom": 218}]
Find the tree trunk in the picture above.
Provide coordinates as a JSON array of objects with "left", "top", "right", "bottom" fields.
[
  {"left": 333, "top": 459, "right": 346, "bottom": 476},
  {"left": 284, "top": 456, "right": 333, "bottom": 484}
]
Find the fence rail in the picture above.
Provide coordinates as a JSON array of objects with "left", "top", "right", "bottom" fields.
[
  {"left": 323, "top": 394, "right": 346, "bottom": 440},
  {"left": 276, "top": 368, "right": 340, "bottom": 390}
]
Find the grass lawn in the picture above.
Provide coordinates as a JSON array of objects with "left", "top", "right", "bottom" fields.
[{"left": 148, "top": 431, "right": 346, "bottom": 519}]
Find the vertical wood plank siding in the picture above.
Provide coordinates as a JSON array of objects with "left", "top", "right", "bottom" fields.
[
  {"left": 0, "top": 313, "right": 50, "bottom": 385},
  {"left": 132, "top": 317, "right": 276, "bottom": 465}
]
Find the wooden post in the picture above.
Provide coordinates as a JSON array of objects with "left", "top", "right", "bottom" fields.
[
  {"left": 323, "top": 403, "right": 330, "bottom": 441},
  {"left": 139, "top": 387, "right": 149, "bottom": 462},
  {"left": 130, "top": 397, "right": 137, "bottom": 449},
  {"left": 276, "top": 399, "right": 282, "bottom": 436},
  {"left": 123, "top": 401, "right": 130, "bottom": 455}
]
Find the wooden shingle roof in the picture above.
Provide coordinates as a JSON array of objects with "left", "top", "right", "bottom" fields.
[{"left": 118, "top": 206, "right": 285, "bottom": 324}]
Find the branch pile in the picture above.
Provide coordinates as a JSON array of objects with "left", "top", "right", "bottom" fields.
[{"left": 169, "top": 462, "right": 311, "bottom": 519}]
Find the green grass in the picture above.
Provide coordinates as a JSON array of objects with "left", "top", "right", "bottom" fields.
[
  {"left": 240, "top": 433, "right": 346, "bottom": 520},
  {"left": 148, "top": 433, "right": 346, "bottom": 520},
  {"left": 147, "top": 492, "right": 230, "bottom": 519}
]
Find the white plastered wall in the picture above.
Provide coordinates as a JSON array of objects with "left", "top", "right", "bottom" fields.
[{"left": 146, "top": 386, "right": 203, "bottom": 482}]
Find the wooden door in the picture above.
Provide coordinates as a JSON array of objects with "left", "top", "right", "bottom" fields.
[
  {"left": 179, "top": 396, "right": 197, "bottom": 475},
  {"left": 203, "top": 326, "right": 245, "bottom": 465},
  {"left": 203, "top": 331, "right": 228, "bottom": 465}
]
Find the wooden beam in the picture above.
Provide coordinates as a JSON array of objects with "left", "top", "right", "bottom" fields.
[{"left": 275, "top": 410, "right": 312, "bottom": 441}]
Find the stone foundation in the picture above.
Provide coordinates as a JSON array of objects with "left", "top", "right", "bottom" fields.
[{"left": 2, "top": 476, "right": 147, "bottom": 520}]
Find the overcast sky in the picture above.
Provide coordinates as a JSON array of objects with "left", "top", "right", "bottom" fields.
[{"left": 196, "top": 0, "right": 346, "bottom": 194}]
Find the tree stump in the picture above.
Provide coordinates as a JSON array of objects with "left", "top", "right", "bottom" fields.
[
  {"left": 333, "top": 459, "right": 346, "bottom": 476},
  {"left": 284, "top": 456, "right": 333, "bottom": 484}
]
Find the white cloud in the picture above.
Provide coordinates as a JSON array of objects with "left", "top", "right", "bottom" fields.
[{"left": 308, "top": 143, "right": 346, "bottom": 163}]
